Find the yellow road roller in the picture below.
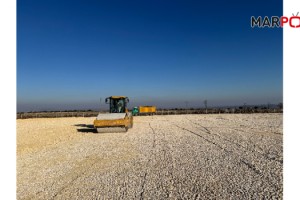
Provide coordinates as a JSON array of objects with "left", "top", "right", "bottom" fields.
[{"left": 94, "top": 96, "right": 133, "bottom": 133}]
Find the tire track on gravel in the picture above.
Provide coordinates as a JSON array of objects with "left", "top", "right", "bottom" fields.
[
  {"left": 51, "top": 158, "right": 99, "bottom": 200},
  {"left": 185, "top": 118, "right": 283, "bottom": 164},
  {"left": 138, "top": 123, "right": 157, "bottom": 200},
  {"left": 153, "top": 122, "right": 177, "bottom": 198},
  {"left": 212, "top": 116, "right": 282, "bottom": 136},
  {"left": 144, "top": 121, "right": 178, "bottom": 198},
  {"left": 172, "top": 123, "right": 282, "bottom": 193}
]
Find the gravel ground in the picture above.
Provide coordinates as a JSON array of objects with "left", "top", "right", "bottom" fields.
[{"left": 17, "top": 114, "right": 283, "bottom": 199}]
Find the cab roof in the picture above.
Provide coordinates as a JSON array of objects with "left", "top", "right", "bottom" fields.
[{"left": 109, "top": 96, "right": 128, "bottom": 99}]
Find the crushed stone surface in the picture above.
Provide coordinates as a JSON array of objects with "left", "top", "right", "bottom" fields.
[{"left": 17, "top": 114, "right": 283, "bottom": 199}]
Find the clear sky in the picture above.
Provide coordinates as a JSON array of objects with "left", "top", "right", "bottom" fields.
[{"left": 17, "top": 0, "right": 283, "bottom": 111}]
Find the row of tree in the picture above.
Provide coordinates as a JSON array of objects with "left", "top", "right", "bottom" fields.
[{"left": 17, "top": 103, "right": 283, "bottom": 114}]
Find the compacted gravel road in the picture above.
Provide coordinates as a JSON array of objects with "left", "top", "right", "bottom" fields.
[{"left": 17, "top": 114, "right": 283, "bottom": 199}]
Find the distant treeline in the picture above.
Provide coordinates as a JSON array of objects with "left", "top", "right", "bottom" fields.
[
  {"left": 17, "top": 111, "right": 99, "bottom": 119},
  {"left": 155, "top": 107, "right": 283, "bottom": 115},
  {"left": 17, "top": 106, "right": 283, "bottom": 119}
]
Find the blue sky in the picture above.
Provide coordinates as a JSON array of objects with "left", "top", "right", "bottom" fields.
[{"left": 17, "top": 0, "right": 282, "bottom": 111}]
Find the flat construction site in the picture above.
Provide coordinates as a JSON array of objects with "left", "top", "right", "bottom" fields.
[{"left": 17, "top": 114, "right": 283, "bottom": 199}]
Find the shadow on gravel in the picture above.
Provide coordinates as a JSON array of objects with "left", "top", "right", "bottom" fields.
[{"left": 74, "top": 124, "right": 97, "bottom": 133}]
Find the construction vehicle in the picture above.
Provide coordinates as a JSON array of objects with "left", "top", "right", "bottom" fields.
[
  {"left": 94, "top": 96, "right": 133, "bottom": 133},
  {"left": 132, "top": 106, "right": 156, "bottom": 116},
  {"left": 132, "top": 107, "right": 139, "bottom": 116}
]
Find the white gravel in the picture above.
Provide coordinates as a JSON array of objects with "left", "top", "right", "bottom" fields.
[{"left": 17, "top": 114, "right": 283, "bottom": 199}]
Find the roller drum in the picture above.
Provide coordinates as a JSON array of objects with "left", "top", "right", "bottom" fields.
[{"left": 96, "top": 127, "right": 128, "bottom": 133}]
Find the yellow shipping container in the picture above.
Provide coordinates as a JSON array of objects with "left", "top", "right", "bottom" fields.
[{"left": 139, "top": 106, "right": 156, "bottom": 114}]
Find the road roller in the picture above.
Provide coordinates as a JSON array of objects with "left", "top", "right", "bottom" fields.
[{"left": 94, "top": 96, "right": 133, "bottom": 133}]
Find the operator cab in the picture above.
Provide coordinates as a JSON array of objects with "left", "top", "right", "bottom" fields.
[{"left": 105, "top": 96, "right": 129, "bottom": 113}]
